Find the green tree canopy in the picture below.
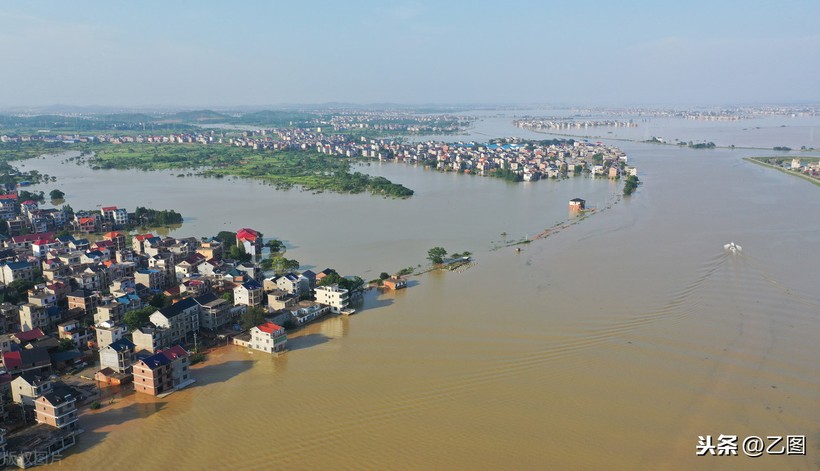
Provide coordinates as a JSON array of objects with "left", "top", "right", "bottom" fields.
[
  {"left": 240, "top": 306, "right": 267, "bottom": 331},
  {"left": 427, "top": 247, "right": 447, "bottom": 264}
]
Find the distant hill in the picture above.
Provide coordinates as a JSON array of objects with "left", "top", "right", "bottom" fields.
[
  {"left": 231, "top": 110, "right": 318, "bottom": 126},
  {"left": 167, "top": 109, "right": 231, "bottom": 122}
]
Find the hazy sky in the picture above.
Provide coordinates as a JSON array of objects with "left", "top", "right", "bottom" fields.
[{"left": 1, "top": 0, "right": 819, "bottom": 108}]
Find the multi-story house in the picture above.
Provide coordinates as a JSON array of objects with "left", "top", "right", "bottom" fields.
[
  {"left": 194, "top": 293, "right": 233, "bottom": 331},
  {"left": 19, "top": 303, "right": 50, "bottom": 332},
  {"left": 2, "top": 347, "right": 52, "bottom": 377},
  {"left": 0, "top": 261, "right": 35, "bottom": 284},
  {"left": 99, "top": 338, "right": 135, "bottom": 374},
  {"left": 196, "top": 237, "right": 223, "bottom": 261},
  {"left": 160, "top": 345, "right": 192, "bottom": 389},
  {"left": 149, "top": 297, "right": 200, "bottom": 347},
  {"left": 236, "top": 228, "right": 262, "bottom": 262},
  {"left": 132, "top": 325, "right": 171, "bottom": 353},
  {"left": 95, "top": 321, "right": 128, "bottom": 350},
  {"left": 314, "top": 284, "right": 350, "bottom": 313},
  {"left": 34, "top": 386, "right": 78, "bottom": 430},
  {"left": 274, "top": 273, "right": 309, "bottom": 296},
  {"left": 133, "top": 352, "right": 173, "bottom": 396},
  {"left": 103, "top": 231, "right": 127, "bottom": 253},
  {"left": 135, "top": 268, "right": 165, "bottom": 291},
  {"left": 101, "top": 206, "right": 129, "bottom": 226},
  {"left": 249, "top": 322, "right": 287, "bottom": 353},
  {"left": 234, "top": 279, "right": 264, "bottom": 307},
  {"left": 94, "top": 301, "right": 126, "bottom": 325},
  {"left": 67, "top": 289, "right": 100, "bottom": 316},
  {"left": 11, "top": 373, "right": 53, "bottom": 406},
  {"left": 57, "top": 319, "right": 93, "bottom": 349}
]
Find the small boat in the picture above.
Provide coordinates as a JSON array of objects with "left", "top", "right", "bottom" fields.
[{"left": 724, "top": 242, "right": 742, "bottom": 253}]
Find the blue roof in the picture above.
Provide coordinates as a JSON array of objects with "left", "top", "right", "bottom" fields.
[
  {"left": 139, "top": 352, "right": 171, "bottom": 370},
  {"left": 243, "top": 279, "right": 262, "bottom": 290},
  {"left": 4, "top": 261, "right": 31, "bottom": 270},
  {"left": 107, "top": 338, "right": 135, "bottom": 352},
  {"left": 158, "top": 297, "right": 198, "bottom": 318}
]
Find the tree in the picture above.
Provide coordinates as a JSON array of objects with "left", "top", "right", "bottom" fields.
[
  {"left": 227, "top": 244, "right": 252, "bottom": 263},
  {"left": 623, "top": 175, "right": 640, "bottom": 196},
  {"left": 49, "top": 189, "right": 65, "bottom": 200},
  {"left": 240, "top": 306, "right": 267, "bottom": 331},
  {"left": 265, "top": 239, "right": 285, "bottom": 252},
  {"left": 269, "top": 255, "right": 299, "bottom": 274},
  {"left": 124, "top": 307, "right": 155, "bottom": 331},
  {"left": 57, "top": 338, "right": 75, "bottom": 352},
  {"left": 379, "top": 272, "right": 390, "bottom": 280},
  {"left": 149, "top": 293, "right": 168, "bottom": 308},
  {"left": 216, "top": 231, "right": 237, "bottom": 246},
  {"left": 427, "top": 247, "right": 447, "bottom": 264},
  {"left": 221, "top": 291, "right": 234, "bottom": 304}
]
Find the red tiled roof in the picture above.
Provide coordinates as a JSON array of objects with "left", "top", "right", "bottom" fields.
[
  {"left": 101, "top": 206, "right": 118, "bottom": 211},
  {"left": 2, "top": 351, "right": 21, "bottom": 369},
  {"left": 0, "top": 193, "right": 18, "bottom": 200},
  {"left": 21, "top": 200, "right": 37, "bottom": 205},
  {"left": 78, "top": 217, "right": 96, "bottom": 224},
  {"left": 104, "top": 231, "right": 124, "bottom": 239},
  {"left": 236, "top": 228, "right": 259, "bottom": 241},
  {"left": 256, "top": 322, "right": 283, "bottom": 334},
  {"left": 13, "top": 328, "right": 46, "bottom": 342},
  {"left": 134, "top": 233, "right": 155, "bottom": 241},
  {"left": 160, "top": 345, "right": 188, "bottom": 361},
  {"left": 12, "top": 232, "right": 54, "bottom": 243}
]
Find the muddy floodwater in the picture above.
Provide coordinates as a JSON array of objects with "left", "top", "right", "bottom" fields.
[{"left": 21, "top": 116, "right": 820, "bottom": 470}]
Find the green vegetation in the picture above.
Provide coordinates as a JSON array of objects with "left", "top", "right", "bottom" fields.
[
  {"left": 84, "top": 143, "right": 414, "bottom": 197},
  {"left": 135, "top": 206, "right": 183, "bottom": 226},
  {"left": 227, "top": 245, "right": 252, "bottom": 263},
  {"left": 57, "top": 338, "right": 76, "bottom": 352},
  {"left": 265, "top": 239, "right": 284, "bottom": 252},
  {"left": 190, "top": 352, "right": 207, "bottom": 365},
  {"left": 216, "top": 231, "right": 237, "bottom": 246},
  {"left": 773, "top": 146, "right": 792, "bottom": 151},
  {"left": 623, "top": 175, "right": 640, "bottom": 196},
  {"left": 397, "top": 267, "right": 414, "bottom": 276},
  {"left": 317, "top": 270, "right": 364, "bottom": 291},
  {"left": 689, "top": 142, "right": 716, "bottom": 149},
  {"left": 18, "top": 190, "right": 45, "bottom": 203},
  {"left": 427, "top": 247, "right": 447, "bottom": 264},
  {"left": 49, "top": 189, "right": 65, "bottom": 200},
  {"left": 489, "top": 167, "right": 522, "bottom": 182},
  {"left": 90, "top": 401, "right": 101, "bottom": 410},
  {"left": 123, "top": 306, "right": 158, "bottom": 331},
  {"left": 240, "top": 306, "right": 267, "bottom": 330}
]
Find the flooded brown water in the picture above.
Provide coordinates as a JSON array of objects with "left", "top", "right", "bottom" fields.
[{"left": 24, "top": 120, "right": 820, "bottom": 470}]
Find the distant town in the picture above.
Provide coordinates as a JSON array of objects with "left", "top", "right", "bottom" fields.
[{"left": 1, "top": 126, "right": 636, "bottom": 186}]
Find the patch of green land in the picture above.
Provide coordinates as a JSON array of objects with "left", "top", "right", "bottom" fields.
[{"left": 84, "top": 143, "right": 414, "bottom": 197}]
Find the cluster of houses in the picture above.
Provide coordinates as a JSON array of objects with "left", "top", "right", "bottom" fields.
[
  {"left": 0, "top": 194, "right": 150, "bottom": 238},
  {"left": 514, "top": 118, "right": 638, "bottom": 130},
  {"left": 787, "top": 158, "right": 820, "bottom": 180},
  {"left": 0, "top": 219, "right": 365, "bottom": 467},
  {"left": 231, "top": 129, "right": 636, "bottom": 182}
]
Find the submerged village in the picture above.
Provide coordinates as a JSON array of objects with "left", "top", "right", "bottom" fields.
[{"left": 0, "top": 120, "right": 637, "bottom": 467}]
